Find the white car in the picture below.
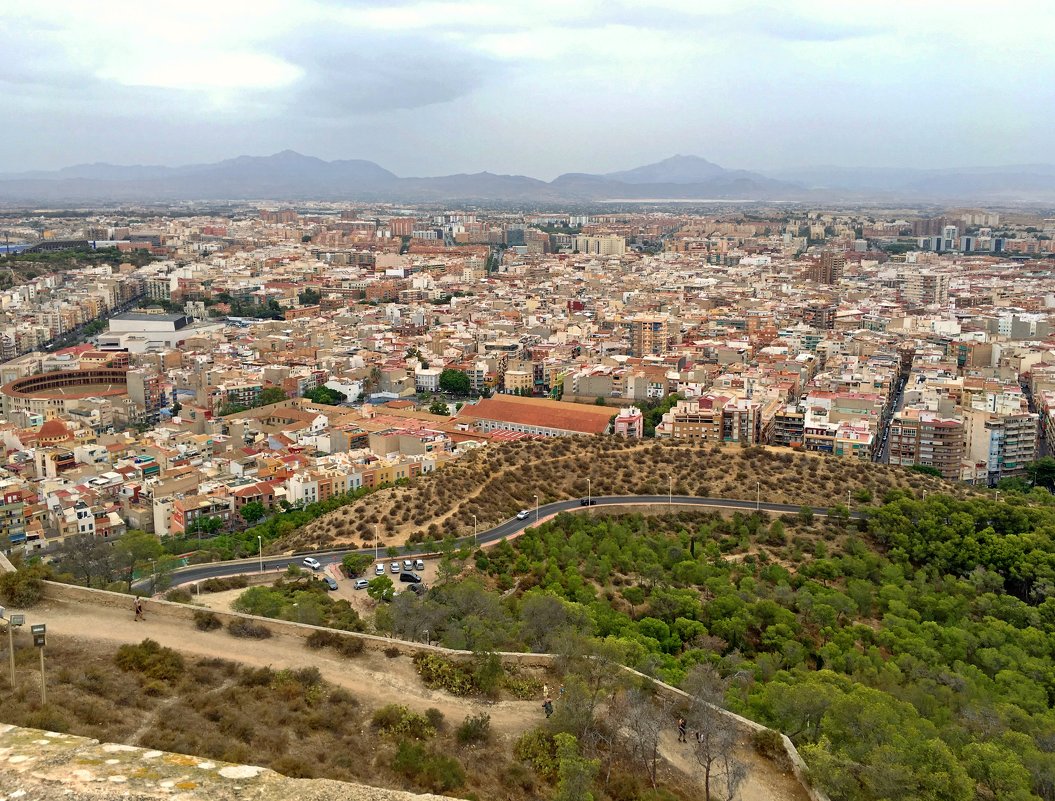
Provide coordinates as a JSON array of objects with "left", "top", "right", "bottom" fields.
[
  {"left": 515, "top": 510, "right": 530, "bottom": 520},
  {"left": 354, "top": 579, "right": 369, "bottom": 590},
  {"left": 302, "top": 557, "right": 322, "bottom": 571},
  {"left": 390, "top": 562, "right": 401, "bottom": 573},
  {"left": 375, "top": 563, "right": 385, "bottom": 576}
]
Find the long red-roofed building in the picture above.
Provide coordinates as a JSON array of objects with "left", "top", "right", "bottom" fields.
[{"left": 455, "top": 395, "right": 613, "bottom": 437}]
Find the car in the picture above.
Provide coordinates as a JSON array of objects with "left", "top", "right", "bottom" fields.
[
  {"left": 354, "top": 579, "right": 369, "bottom": 590},
  {"left": 302, "top": 557, "right": 322, "bottom": 571},
  {"left": 406, "top": 582, "right": 426, "bottom": 595},
  {"left": 322, "top": 575, "right": 338, "bottom": 591},
  {"left": 375, "top": 563, "right": 385, "bottom": 575},
  {"left": 399, "top": 572, "right": 422, "bottom": 584},
  {"left": 414, "top": 559, "right": 425, "bottom": 571},
  {"left": 515, "top": 510, "right": 530, "bottom": 520},
  {"left": 390, "top": 562, "right": 400, "bottom": 573},
  {"left": 579, "top": 498, "right": 597, "bottom": 506},
  {"left": 402, "top": 559, "right": 414, "bottom": 571}
]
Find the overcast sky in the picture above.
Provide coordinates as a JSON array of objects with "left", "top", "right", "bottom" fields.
[{"left": 2, "top": 0, "right": 1053, "bottom": 178}]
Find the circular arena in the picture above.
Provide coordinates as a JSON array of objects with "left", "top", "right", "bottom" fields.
[{"left": 0, "top": 368, "right": 129, "bottom": 418}]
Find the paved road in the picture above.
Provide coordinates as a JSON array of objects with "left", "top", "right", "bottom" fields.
[{"left": 168, "top": 494, "right": 863, "bottom": 586}]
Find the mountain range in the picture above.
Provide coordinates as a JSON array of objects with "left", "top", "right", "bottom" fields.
[{"left": 1, "top": 151, "right": 1054, "bottom": 204}]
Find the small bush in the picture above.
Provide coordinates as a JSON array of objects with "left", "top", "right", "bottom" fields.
[
  {"left": 194, "top": 611, "right": 222, "bottom": 631},
  {"left": 227, "top": 619, "right": 271, "bottom": 639},
  {"left": 164, "top": 588, "right": 193, "bottom": 603},
  {"left": 199, "top": 575, "right": 249, "bottom": 593},
  {"left": 305, "top": 629, "right": 364, "bottom": 657},
  {"left": 371, "top": 704, "right": 435, "bottom": 739},
  {"left": 425, "top": 707, "right": 446, "bottom": 732},
  {"left": 455, "top": 713, "right": 491, "bottom": 745},
  {"left": 514, "top": 727, "right": 559, "bottom": 780},
  {"left": 413, "top": 653, "right": 476, "bottom": 696},
  {"left": 114, "top": 639, "right": 184, "bottom": 682},
  {"left": 503, "top": 671, "right": 543, "bottom": 700},
  {"left": 753, "top": 728, "right": 791, "bottom": 769},
  {"left": 392, "top": 741, "right": 465, "bottom": 793},
  {"left": 384, "top": 646, "right": 401, "bottom": 658},
  {"left": 0, "top": 564, "right": 48, "bottom": 607}
]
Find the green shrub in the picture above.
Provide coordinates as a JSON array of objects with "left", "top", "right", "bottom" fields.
[
  {"left": 425, "top": 707, "right": 446, "bottom": 732},
  {"left": 164, "top": 588, "right": 192, "bottom": 603},
  {"left": 413, "top": 653, "right": 476, "bottom": 696},
  {"left": 503, "top": 671, "right": 544, "bottom": 700},
  {"left": 392, "top": 740, "right": 465, "bottom": 793},
  {"left": 0, "top": 564, "right": 48, "bottom": 607},
  {"left": 114, "top": 639, "right": 184, "bottom": 682},
  {"left": 305, "top": 628, "right": 365, "bottom": 656},
  {"left": 227, "top": 619, "right": 271, "bottom": 639},
  {"left": 371, "top": 704, "right": 435, "bottom": 739},
  {"left": 199, "top": 575, "right": 249, "bottom": 593},
  {"left": 384, "top": 646, "right": 401, "bottom": 658},
  {"left": 752, "top": 728, "right": 790, "bottom": 769},
  {"left": 455, "top": 713, "right": 491, "bottom": 745},
  {"left": 514, "top": 727, "right": 559, "bottom": 780},
  {"left": 193, "top": 611, "right": 222, "bottom": 631}
]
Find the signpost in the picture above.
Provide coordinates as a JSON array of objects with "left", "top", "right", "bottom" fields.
[
  {"left": 0, "top": 606, "right": 23, "bottom": 688},
  {"left": 30, "top": 623, "right": 45, "bottom": 706}
]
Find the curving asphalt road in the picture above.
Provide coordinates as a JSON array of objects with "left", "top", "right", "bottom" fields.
[{"left": 166, "top": 495, "right": 864, "bottom": 587}]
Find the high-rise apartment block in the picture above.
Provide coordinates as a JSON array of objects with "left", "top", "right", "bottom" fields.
[{"left": 808, "top": 251, "right": 845, "bottom": 284}]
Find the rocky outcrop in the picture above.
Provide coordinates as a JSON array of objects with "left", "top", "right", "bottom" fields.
[{"left": 0, "top": 724, "right": 456, "bottom": 801}]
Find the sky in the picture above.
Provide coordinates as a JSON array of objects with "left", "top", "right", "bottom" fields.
[{"left": 2, "top": 0, "right": 1053, "bottom": 178}]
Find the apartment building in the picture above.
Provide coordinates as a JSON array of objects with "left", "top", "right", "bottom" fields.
[{"left": 888, "top": 408, "right": 965, "bottom": 481}]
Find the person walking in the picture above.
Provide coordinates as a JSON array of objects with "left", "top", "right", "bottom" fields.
[
  {"left": 543, "top": 698, "right": 553, "bottom": 718},
  {"left": 677, "top": 716, "right": 687, "bottom": 743},
  {"left": 133, "top": 597, "right": 144, "bottom": 621}
]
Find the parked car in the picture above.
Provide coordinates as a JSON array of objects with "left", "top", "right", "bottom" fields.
[
  {"left": 402, "top": 559, "right": 414, "bottom": 571},
  {"left": 354, "top": 579, "right": 369, "bottom": 590},
  {"left": 390, "top": 562, "right": 401, "bottom": 573},
  {"left": 579, "top": 498, "right": 597, "bottom": 506},
  {"left": 323, "top": 575, "right": 338, "bottom": 591},
  {"left": 515, "top": 510, "right": 530, "bottom": 520},
  {"left": 374, "top": 563, "right": 385, "bottom": 575},
  {"left": 302, "top": 557, "right": 322, "bottom": 571},
  {"left": 399, "top": 572, "right": 422, "bottom": 584},
  {"left": 406, "top": 582, "right": 426, "bottom": 595},
  {"left": 414, "top": 559, "right": 425, "bottom": 571}
]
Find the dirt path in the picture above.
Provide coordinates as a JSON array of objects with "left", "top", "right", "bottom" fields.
[
  {"left": 36, "top": 598, "right": 541, "bottom": 738},
  {"left": 37, "top": 597, "right": 811, "bottom": 801}
]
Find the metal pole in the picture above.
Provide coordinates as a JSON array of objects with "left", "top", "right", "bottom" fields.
[
  {"left": 472, "top": 515, "right": 477, "bottom": 546},
  {"left": 375, "top": 525, "right": 379, "bottom": 561},
  {"left": 257, "top": 535, "right": 263, "bottom": 573},
  {"left": 668, "top": 476, "right": 672, "bottom": 505},
  {"left": 534, "top": 495, "right": 539, "bottom": 523},
  {"left": 7, "top": 623, "right": 13, "bottom": 688},
  {"left": 39, "top": 647, "right": 45, "bottom": 707},
  {"left": 756, "top": 481, "right": 760, "bottom": 511},
  {"left": 587, "top": 478, "right": 591, "bottom": 506}
]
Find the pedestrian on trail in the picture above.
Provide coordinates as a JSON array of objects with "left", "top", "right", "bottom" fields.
[
  {"left": 133, "top": 597, "right": 144, "bottom": 621},
  {"left": 559, "top": 683, "right": 565, "bottom": 698},
  {"left": 677, "top": 716, "right": 687, "bottom": 743},
  {"left": 543, "top": 698, "right": 553, "bottom": 718}
]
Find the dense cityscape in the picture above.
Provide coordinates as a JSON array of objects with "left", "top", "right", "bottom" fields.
[{"left": 0, "top": 204, "right": 1052, "bottom": 554}]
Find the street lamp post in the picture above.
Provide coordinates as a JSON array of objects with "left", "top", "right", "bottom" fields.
[
  {"left": 587, "top": 478, "right": 591, "bottom": 506},
  {"left": 0, "top": 606, "right": 23, "bottom": 688},
  {"left": 424, "top": 629, "right": 429, "bottom": 645},
  {"left": 257, "top": 535, "right": 263, "bottom": 574},
  {"left": 150, "top": 559, "right": 156, "bottom": 596},
  {"left": 668, "top": 475, "right": 672, "bottom": 505},
  {"left": 375, "top": 524, "right": 379, "bottom": 562},
  {"left": 472, "top": 514, "right": 478, "bottom": 546},
  {"left": 534, "top": 494, "right": 539, "bottom": 523},
  {"left": 756, "top": 481, "right": 760, "bottom": 511}
]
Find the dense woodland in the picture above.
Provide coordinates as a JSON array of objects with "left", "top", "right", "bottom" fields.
[{"left": 377, "top": 490, "right": 1055, "bottom": 801}]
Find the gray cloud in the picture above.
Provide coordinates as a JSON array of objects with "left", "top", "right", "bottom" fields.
[{"left": 274, "top": 29, "right": 505, "bottom": 115}]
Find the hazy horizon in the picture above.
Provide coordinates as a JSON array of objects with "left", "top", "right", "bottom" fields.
[{"left": 3, "top": 1, "right": 1053, "bottom": 180}]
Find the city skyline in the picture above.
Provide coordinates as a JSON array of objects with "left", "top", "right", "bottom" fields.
[{"left": 2, "top": 1, "right": 1054, "bottom": 177}]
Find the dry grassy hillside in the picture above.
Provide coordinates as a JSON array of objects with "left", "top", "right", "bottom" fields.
[{"left": 276, "top": 438, "right": 965, "bottom": 552}]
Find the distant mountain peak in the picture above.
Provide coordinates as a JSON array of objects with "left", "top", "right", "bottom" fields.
[{"left": 605, "top": 154, "right": 732, "bottom": 184}]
